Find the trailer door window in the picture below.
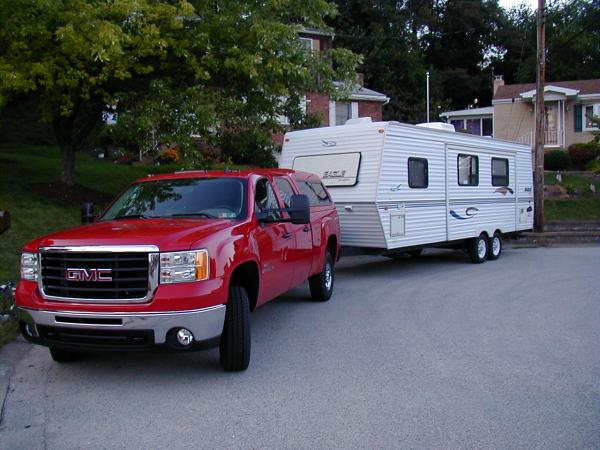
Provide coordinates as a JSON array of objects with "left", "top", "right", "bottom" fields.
[
  {"left": 491, "top": 158, "right": 509, "bottom": 186},
  {"left": 457, "top": 154, "right": 479, "bottom": 186},
  {"left": 408, "top": 158, "right": 428, "bottom": 188}
]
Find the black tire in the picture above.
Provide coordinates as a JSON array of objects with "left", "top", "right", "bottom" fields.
[
  {"left": 49, "top": 347, "right": 80, "bottom": 363},
  {"left": 487, "top": 231, "right": 503, "bottom": 261},
  {"left": 308, "top": 251, "right": 334, "bottom": 302},
  {"left": 408, "top": 249, "right": 423, "bottom": 258},
  {"left": 468, "top": 233, "right": 488, "bottom": 264},
  {"left": 219, "top": 285, "right": 251, "bottom": 371}
]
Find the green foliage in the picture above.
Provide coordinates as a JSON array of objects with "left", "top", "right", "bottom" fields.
[
  {"left": 220, "top": 129, "right": 278, "bottom": 168},
  {"left": 568, "top": 142, "right": 599, "bottom": 170},
  {"left": 544, "top": 150, "right": 571, "bottom": 171},
  {"left": 0, "top": 0, "right": 360, "bottom": 182},
  {"left": 545, "top": 198, "right": 600, "bottom": 221},
  {"left": 587, "top": 159, "right": 600, "bottom": 174}
]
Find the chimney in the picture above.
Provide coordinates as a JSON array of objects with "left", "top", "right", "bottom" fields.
[
  {"left": 493, "top": 75, "right": 504, "bottom": 96},
  {"left": 355, "top": 73, "right": 365, "bottom": 87}
]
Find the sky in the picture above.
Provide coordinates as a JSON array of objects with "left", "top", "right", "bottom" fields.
[{"left": 498, "top": 0, "right": 538, "bottom": 10}]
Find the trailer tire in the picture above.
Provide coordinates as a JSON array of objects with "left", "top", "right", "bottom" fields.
[
  {"left": 49, "top": 347, "right": 80, "bottom": 363},
  {"left": 487, "top": 232, "right": 503, "bottom": 260},
  {"left": 219, "top": 285, "right": 251, "bottom": 371},
  {"left": 309, "top": 251, "right": 334, "bottom": 302},
  {"left": 468, "top": 233, "right": 488, "bottom": 264}
]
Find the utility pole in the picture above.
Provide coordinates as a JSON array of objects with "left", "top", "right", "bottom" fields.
[
  {"left": 534, "top": 0, "right": 546, "bottom": 232},
  {"left": 426, "top": 71, "right": 430, "bottom": 123}
]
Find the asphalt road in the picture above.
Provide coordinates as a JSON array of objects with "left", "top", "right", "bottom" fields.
[{"left": 1, "top": 246, "right": 598, "bottom": 449}]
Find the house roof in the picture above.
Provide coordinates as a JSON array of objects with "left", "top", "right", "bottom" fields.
[
  {"left": 440, "top": 106, "right": 494, "bottom": 118},
  {"left": 493, "top": 79, "right": 600, "bottom": 100},
  {"left": 332, "top": 82, "right": 389, "bottom": 103}
]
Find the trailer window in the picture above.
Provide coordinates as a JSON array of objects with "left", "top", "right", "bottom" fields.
[
  {"left": 298, "top": 181, "right": 331, "bottom": 206},
  {"left": 491, "top": 158, "right": 509, "bottom": 186},
  {"left": 457, "top": 154, "right": 479, "bottom": 186},
  {"left": 408, "top": 158, "right": 428, "bottom": 188}
]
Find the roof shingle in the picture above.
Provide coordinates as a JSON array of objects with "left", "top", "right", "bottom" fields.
[{"left": 493, "top": 79, "right": 600, "bottom": 100}]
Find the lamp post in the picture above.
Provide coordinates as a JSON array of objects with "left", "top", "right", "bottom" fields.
[{"left": 426, "top": 71, "right": 430, "bottom": 123}]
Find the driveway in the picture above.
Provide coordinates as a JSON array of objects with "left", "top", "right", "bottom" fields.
[{"left": 1, "top": 246, "right": 598, "bottom": 449}]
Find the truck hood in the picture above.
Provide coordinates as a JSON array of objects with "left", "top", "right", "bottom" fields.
[{"left": 27, "top": 218, "right": 238, "bottom": 252}]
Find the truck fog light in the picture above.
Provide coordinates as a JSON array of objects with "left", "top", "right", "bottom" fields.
[{"left": 176, "top": 328, "right": 194, "bottom": 346}]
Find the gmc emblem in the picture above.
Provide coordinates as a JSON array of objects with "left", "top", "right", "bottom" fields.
[{"left": 65, "top": 268, "right": 113, "bottom": 282}]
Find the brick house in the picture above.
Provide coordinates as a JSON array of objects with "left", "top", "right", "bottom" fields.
[
  {"left": 273, "top": 29, "right": 389, "bottom": 144},
  {"left": 441, "top": 77, "right": 600, "bottom": 150}
]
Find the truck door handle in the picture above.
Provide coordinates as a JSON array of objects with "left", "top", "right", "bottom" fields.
[
  {"left": 303, "top": 226, "right": 310, "bottom": 232},
  {"left": 283, "top": 231, "right": 292, "bottom": 239}
]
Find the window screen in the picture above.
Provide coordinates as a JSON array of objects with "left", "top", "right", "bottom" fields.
[
  {"left": 457, "top": 154, "right": 479, "bottom": 186},
  {"left": 491, "top": 158, "right": 509, "bottom": 186},
  {"left": 408, "top": 158, "right": 428, "bottom": 188},
  {"left": 298, "top": 181, "right": 331, "bottom": 206}
]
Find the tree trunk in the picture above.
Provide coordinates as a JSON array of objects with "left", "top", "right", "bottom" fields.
[{"left": 60, "top": 144, "right": 76, "bottom": 187}]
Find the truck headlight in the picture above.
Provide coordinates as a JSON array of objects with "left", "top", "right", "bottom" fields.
[
  {"left": 159, "top": 249, "right": 209, "bottom": 284},
  {"left": 20, "top": 252, "right": 39, "bottom": 281}
]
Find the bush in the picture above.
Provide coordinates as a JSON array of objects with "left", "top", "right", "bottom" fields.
[
  {"left": 587, "top": 159, "right": 600, "bottom": 174},
  {"left": 220, "top": 129, "right": 278, "bottom": 168},
  {"left": 568, "top": 142, "right": 599, "bottom": 170},
  {"left": 158, "top": 147, "right": 180, "bottom": 164},
  {"left": 544, "top": 150, "right": 571, "bottom": 171}
]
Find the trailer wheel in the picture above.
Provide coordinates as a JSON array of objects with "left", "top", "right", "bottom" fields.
[
  {"left": 487, "top": 232, "right": 503, "bottom": 260},
  {"left": 309, "top": 251, "right": 334, "bottom": 302},
  {"left": 49, "top": 347, "right": 80, "bottom": 363},
  {"left": 468, "top": 233, "right": 488, "bottom": 264},
  {"left": 219, "top": 285, "right": 251, "bottom": 371}
]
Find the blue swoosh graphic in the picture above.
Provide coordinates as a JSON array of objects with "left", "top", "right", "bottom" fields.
[{"left": 449, "top": 207, "right": 479, "bottom": 220}]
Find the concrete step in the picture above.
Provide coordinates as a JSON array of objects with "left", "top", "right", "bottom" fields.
[
  {"left": 545, "top": 220, "right": 600, "bottom": 232},
  {"left": 509, "top": 231, "right": 600, "bottom": 246}
]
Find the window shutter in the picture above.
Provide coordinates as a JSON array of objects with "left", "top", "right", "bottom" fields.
[{"left": 574, "top": 104, "right": 582, "bottom": 132}]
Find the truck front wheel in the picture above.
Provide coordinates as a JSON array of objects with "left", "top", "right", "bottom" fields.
[
  {"left": 308, "top": 251, "right": 334, "bottom": 302},
  {"left": 49, "top": 347, "right": 80, "bottom": 363},
  {"left": 219, "top": 285, "right": 251, "bottom": 371}
]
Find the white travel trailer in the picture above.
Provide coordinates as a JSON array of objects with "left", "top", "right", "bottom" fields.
[{"left": 280, "top": 118, "right": 534, "bottom": 263}]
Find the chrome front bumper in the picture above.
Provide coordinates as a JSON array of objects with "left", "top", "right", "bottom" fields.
[{"left": 17, "top": 305, "right": 226, "bottom": 348}]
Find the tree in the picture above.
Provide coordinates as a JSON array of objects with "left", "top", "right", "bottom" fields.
[{"left": 0, "top": 0, "right": 359, "bottom": 186}]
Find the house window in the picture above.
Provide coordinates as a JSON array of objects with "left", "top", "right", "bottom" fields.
[
  {"left": 466, "top": 119, "right": 481, "bottom": 135},
  {"left": 583, "top": 104, "right": 600, "bottom": 130},
  {"left": 482, "top": 118, "right": 493, "bottom": 136},
  {"left": 457, "top": 154, "right": 479, "bottom": 186},
  {"left": 408, "top": 158, "right": 428, "bottom": 188},
  {"left": 299, "top": 37, "right": 313, "bottom": 52},
  {"left": 335, "top": 102, "right": 352, "bottom": 125},
  {"left": 491, "top": 158, "right": 509, "bottom": 186},
  {"left": 450, "top": 120, "right": 464, "bottom": 131}
]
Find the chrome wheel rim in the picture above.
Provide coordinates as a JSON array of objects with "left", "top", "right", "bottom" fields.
[
  {"left": 477, "top": 239, "right": 487, "bottom": 259},
  {"left": 492, "top": 237, "right": 501, "bottom": 256},
  {"left": 324, "top": 263, "right": 333, "bottom": 291}
]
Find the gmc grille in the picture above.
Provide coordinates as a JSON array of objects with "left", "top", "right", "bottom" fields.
[{"left": 40, "top": 251, "right": 152, "bottom": 301}]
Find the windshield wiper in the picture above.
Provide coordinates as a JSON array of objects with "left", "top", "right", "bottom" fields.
[
  {"left": 111, "top": 214, "right": 156, "bottom": 220},
  {"left": 167, "top": 212, "right": 219, "bottom": 219}
]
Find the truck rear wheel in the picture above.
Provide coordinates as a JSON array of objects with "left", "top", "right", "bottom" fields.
[
  {"left": 487, "top": 232, "right": 503, "bottom": 260},
  {"left": 219, "top": 285, "right": 251, "bottom": 371},
  {"left": 309, "top": 251, "right": 334, "bottom": 302},
  {"left": 468, "top": 233, "right": 488, "bottom": 264},
  {"left": 49, "top": 347, "right": 80, "bottom": 363}
]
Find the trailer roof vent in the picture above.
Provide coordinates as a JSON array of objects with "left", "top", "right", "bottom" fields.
[
  {"left": 345, "top": 117, "right": 373, "bottom": 125},
  {"left": 416, "top": 122, "right": 455, "bottom": 132}
]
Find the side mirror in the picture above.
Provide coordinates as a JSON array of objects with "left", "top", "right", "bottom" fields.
[
  {"left": 81, "top": 202, "right": 95, "bottom": 225},
  {"left": 289, "top": 194, "right": 310, "bottom": 225}
]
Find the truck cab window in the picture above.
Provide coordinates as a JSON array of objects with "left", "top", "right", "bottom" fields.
[
  {"left": 275, "top": 177, "right": 295, "bottom": 208},
  {"left": 255, "top": 178, "right": 281, "bottom": 220}
]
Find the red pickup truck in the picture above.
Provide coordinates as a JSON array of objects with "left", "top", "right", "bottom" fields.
[{"left": 16, "top": 169, "right": 340, "bottom": 371}]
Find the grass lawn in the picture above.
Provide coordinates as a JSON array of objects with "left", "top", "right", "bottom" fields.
[{"left": 544, "top": 171, "right": 600, "bottom": 221}]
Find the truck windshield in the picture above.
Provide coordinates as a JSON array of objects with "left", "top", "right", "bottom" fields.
[{"left": 100, "top": 178, "right": 247, "bottom": 221}]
